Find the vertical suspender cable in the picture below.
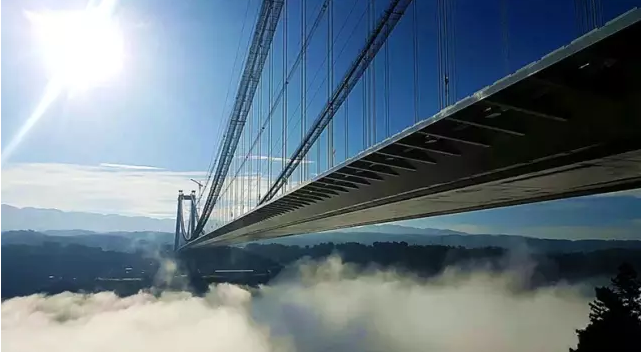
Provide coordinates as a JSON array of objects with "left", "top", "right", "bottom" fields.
[
  {"left": 237, "top": 151, "right": 240, "bottom": 217},
  {"left": 575, "top": 0, "right": 601, "bottom": 34},
  {"left": 234, "top": 145, "right": 238, "bottom": 217},
  {"left": 582, "top": 0, "right": 588, "bottom": 34},
  {"left": 412, "top": 0, "right": 419, "bottom": 122},
  {"left": 201, "top": 1, "right": 252, "bottom": 209},
  {"left": 247, "top": 109, "right": 251, "bottom": 210},
  {"left": 282, "top": 0, "right": 288, "bottom": 193},
  {"left": 244, "top": 107, "right": 248, "bottom": 214},
  {"left": 317, "top": 1, "right": 322, "bottom": 176},
  {"left": 243, "top": 120, "right": 247, "bottom": 215},
  {"left": 247, "top": 91, "right": 256, "bottom": 208},
  {"left": 239, "top": 129, "right": 243, "bottom": 216},
  {"left": 362, "top": 79, "right": 366, "bottom": 148},
  {"left": 441, "top": 0, "right": 455, "bottom": 106},
  {"left": 583, "top": 0, "right": 588, "bottom": 33},
  {"left": 328, "top": 0, "right": 334, "bottom": 167},
  {"left": 231, "top": 150, "right": 235, "bottom": 219},
  {"left": 240, "top": 127, "right": 244, "bottom": 215},
  {"left": 223, "top": 0, "right": 331, "bottom": 200},
  {"left": 248, "top": 90, "right": 253, "bottom": 213},
  {"left": 590, "top": 0, "right": 597, "bottom": 29},
  {"left": 268, "top": 42, "right": 273, "bottom": 194},
  {"left": 371, "top": 0, "right": 376, "bottom": 143},
  {"left": 447, "top": 0, "right": 458, "bottom": 104},
  {"left": 384, "top": 16, "right": 390, "bottom": 137},
  {"left": 362, "top": 48, "right": 366, "bottom": 149},
  {"left": 317, "top": 67, "right": 321, "bottom": 176},
  {"left": 441, "top": 0, "right": 446, "bottom": 109},
  {"left": 591, "top": 0, "right": 603, "bottom": 28},
  {"left": 222, "top": 182, "right": 226, "bottom": 222},
  {"left": 370, "top": 0, "right": 374, "bottom": 145},
  {"left": 301, "top": 0, "right": 307, "bottom": 182},
  {"left": 364, "top": 0, "right": 370, "bottom": 147},
  {"left": 500, "top": 0, "right": 509, "bottom": 75},
  {"left": 574, "top": 0, "right": 582, "bottom": 35},
  {"left": 436, "top": 0, "right": 443, "bottom": 110},
  {"left": 317, "top": 122, "right": 321, "bottom": 176},
  {"left": 257, "top": 78, "right": 262, "bottom": 203},
  {"left": 443, "top": 0, "right": 449, "bottom": 106},
  {"left": 370, "top": 0, "right": 375, "bottom": 145},
  {"left": 229, "top": 158, "right": 233, "bottom": 220},
  {"left": 195, "top": 0, "right": 284, "bottom": 236},
  {"left": 325, "top": 0, "right": 329, "bottom": 168},
  {"left": 317, "top": 3, "right": 323, "bottom": 179},
  {"left": 345, "top": 97, "right": 349, "bottom": 160},
  {"left": 260, "top": 0, "right": 415, "bottom": 204}
]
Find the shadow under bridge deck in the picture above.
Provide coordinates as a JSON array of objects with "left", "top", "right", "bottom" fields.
[{"left": 186, "top": 9, "right": 641, "bottom": 249}]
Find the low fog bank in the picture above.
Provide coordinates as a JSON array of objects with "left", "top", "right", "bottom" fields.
[{"left": 2, "top": 256, "right": 591, "bottom": 352}]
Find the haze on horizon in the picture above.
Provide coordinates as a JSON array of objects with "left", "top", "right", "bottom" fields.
[{"left": 3, "top": 185, "right": 641, "bottom": 240}]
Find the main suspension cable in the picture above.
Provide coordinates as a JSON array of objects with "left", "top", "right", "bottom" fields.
[
  {"left": 200, "top": 1, "right": 254, "bottom": 205},
  {"left": 195, "top": 0, "right": 284, "bottom": 236},
  {"left": 223, "top": 0, "right": 359, "bottom": 197},
  {"left": 261, "top": 0, "right": 414, "bottom": 205}
]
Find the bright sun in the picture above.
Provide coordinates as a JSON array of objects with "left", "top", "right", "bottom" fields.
[
  {"left": 1, "top": 1, "right": 125, "bottom": 164},
  {"left": 27, "top": 6, "right": 124, "bottom": 92}
]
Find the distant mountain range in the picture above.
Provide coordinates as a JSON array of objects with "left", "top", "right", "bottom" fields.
[
  {"left": 1, "top": 230, "right": 174, "bottom": 252},
  {"left": 3, "top": 227, "right": 640, "bottom": 254},
  {"left": 1, "top": 204, "right": 175, "bottom": 232},
  {"left": 2, "top": 205, "right": 640, "bottom": 253},
  {"left": 254, "top": 224, "right": 641, "bottom": 253}
]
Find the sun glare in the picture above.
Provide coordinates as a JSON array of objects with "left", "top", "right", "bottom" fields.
[
  {"left": 1, "top": 1, "right": 124, "bottom": 165},
  {"left": 27, "top": 8, "right": 124, "bottom": 92}
]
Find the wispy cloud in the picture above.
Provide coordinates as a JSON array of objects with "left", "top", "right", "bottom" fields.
[
  {"left": 99, "top": 163, "right": 165, "bottom": 170},
  {"left": 1, "top": 162, "right": 302, "bottom": 223},
  {"left": 430, "top": 224, "right": 495, "bottom": 235},
  {"left": 2, "top": 163, "right": 205, "bottom": 218},
  {"left": 244, "top": 155, "right": 315, "bottom": 164}
]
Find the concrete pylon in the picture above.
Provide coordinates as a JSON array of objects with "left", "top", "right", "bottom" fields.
[
  {"left": 174, "top": 190, "right": 199, "bottom": 252},
  {"left": 189, "top": 190, "right": 197, "bottom": 239},
  {"left": 173, "top": 190, "right": 184, "bottom": 252}
]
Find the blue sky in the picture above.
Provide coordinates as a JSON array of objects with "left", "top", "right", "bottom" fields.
[{"left": 2, "top": 0, "right": 640, "bottom": 239}]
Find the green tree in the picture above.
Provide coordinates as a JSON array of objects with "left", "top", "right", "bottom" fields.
[{"left": 571, "top": 263, "right": 641, "bottom": 352}]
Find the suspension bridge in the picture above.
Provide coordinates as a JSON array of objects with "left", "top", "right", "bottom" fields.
[{"left": 175, "top": 0, "right": 641, "bottom": 250}]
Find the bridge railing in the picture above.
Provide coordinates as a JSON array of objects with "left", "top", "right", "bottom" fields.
[{"left": 200, "top": 0, "right": 638, "bottom": 235}]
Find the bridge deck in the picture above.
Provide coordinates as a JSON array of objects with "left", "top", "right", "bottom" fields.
[{"left": 185, "top": 9, "right": 641, "bottom": 248}]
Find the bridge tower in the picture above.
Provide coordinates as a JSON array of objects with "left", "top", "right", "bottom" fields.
[{"left": 173, "top": 190, "right": 198, "bottom": 251}]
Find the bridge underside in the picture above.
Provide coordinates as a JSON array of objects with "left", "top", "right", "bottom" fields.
[{"left": 185, "top": 10, "right": 641, "bottom": 249}]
